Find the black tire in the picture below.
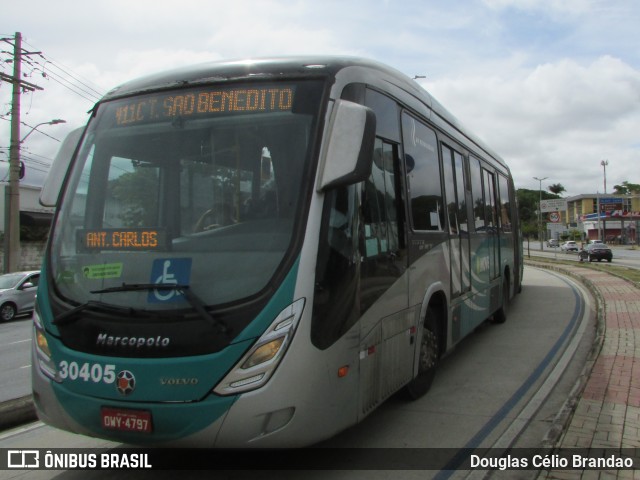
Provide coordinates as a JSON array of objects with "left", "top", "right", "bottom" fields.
[
  {"left": 403, "top": 306, "right": 439, "bottom": 400},
  {"left": 0, "top": 303, "right": 17, "bottom": 322},
  {"left": 493, "top": 277, "right": 510, "bottom": 324}
]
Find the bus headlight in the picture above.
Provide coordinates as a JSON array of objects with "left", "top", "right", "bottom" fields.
[
  {"left": 213, "top": 298, "right": 305, "bottom": 395},
  {"left": 33, "top": 310, "right": 59, "bottom": 382}
]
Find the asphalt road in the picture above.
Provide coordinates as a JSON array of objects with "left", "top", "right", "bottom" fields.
[
  {"left": 0, "top": 265, "right": 596, "bottom": 480},
  {"left": 0, "top": 316, "right": 32, "bottom": 403},
  {"left": 524, "top": 241, "right": 640, "bottom": 269}
]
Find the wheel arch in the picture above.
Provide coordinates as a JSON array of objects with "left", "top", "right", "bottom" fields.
[{"left": 418, "top": 287, "right": 447, "bottom": 357}]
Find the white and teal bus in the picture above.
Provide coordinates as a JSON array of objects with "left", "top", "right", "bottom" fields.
[{"left": 33, "top": 57, "right": 522, "bottom": 447}]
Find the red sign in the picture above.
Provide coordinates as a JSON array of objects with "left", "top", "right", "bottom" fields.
[{"left": 549, "top": 212, "right": 561, "bottom": 223}]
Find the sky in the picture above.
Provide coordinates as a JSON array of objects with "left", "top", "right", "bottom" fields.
[{"left": 1, "top": 0, "right": 639, "bottom": 197}]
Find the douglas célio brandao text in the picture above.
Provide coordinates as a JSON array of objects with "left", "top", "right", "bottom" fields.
[{"left": 470, "top": 454, "right": 635, "bottom": 470}]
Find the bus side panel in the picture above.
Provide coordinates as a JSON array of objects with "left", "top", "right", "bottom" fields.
[
  {"left": 468, "top": 233, "right": 494, "bottom": 324},
  {"left": 407, "top": 240, "right": 449, "bottom": 341},
  {"left": 358, "top": 301, "right": 416, "bottom": 418},
  {"left": 215, "top": 304, "right": 362, "bottom": 447}
]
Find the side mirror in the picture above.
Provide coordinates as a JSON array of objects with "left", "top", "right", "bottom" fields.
[
  {"left": 317, "top": 100, "right": 376, "bottom": 191},
  {"left": 40, "top": 127, "right": 84, "bottom": 207}
]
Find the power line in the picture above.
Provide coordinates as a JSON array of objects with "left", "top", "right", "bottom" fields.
[
  {"left": 2, "top": 36, "right": 106, "bottom": 105},
  {"left": 32, "top": 66, "right": 100, "bottom": 104},
  {"left": 22, "top": 38, "right": 106, "bottom": 103},
  {"left": 36, "top": 56, "right": 104, "bottom": 98},
  {"left": 23, "top": 38, "right": 105, "bottom": 92}
]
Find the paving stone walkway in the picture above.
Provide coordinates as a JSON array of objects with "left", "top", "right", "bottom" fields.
[{"left": 532, "top": 263, "right": 640, "bottom": 479}]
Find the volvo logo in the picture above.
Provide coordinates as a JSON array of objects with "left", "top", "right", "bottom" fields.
[
  {"left": 160, "top": 377, "right": 199, "bottom": 386},
  {"left": 96, "top": 333, "right": 170, "bottom": 349}
]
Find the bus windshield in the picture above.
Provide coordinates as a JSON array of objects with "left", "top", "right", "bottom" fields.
[{"left": 50, "top": 80, "right": 323, "bottom": 311}]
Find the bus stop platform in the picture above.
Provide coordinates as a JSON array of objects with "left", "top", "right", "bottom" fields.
[{"left": 528, "top": 259, "right": 640, "bottom": 479}]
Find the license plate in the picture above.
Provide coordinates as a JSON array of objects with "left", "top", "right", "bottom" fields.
[{"left": 101, "top": 407, "right": 153, "bottom": 433}]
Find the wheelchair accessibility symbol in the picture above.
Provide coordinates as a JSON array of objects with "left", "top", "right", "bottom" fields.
[{"left": 148, "top": 258, "right": 192, "bottom": 303}]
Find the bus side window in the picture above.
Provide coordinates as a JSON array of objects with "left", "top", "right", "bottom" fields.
[
  {"left": 401, "top": 113, "right": 443, "bottom": 231},
  {"left": 498, "top": 174, "right": 512, "bottom": 233},
  {"left": 359, "top": 138, "right": 405, "bottom": 314},
  {"left": 469, "top": 156, "right": 484, "bottom": 232},
  {"left": 312, "top": 185, "right": 359, "bottom": 350}
]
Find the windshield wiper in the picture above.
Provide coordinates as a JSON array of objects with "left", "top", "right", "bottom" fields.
[
  {"left": 53, "top": 300, "right": 139, "bottom": 326},
  {"left": 90, "top": 283, "right": 228, "bottom": 333}
]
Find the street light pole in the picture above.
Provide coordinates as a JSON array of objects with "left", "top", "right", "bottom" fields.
[
  {"left": 601, "top": 160, "right": 608, "bottom": 194},
  {"left": 601, "top": 160, "right": 609, "bottom": 241},
  {"left": 534, "top": 176, "right": 548, "bottom": 250},
  {"left": 20, "top": 119, "right": 66, "bottom": 143},
  {"left": 3, "top": 118, "right": 66, "bottom": 273}
]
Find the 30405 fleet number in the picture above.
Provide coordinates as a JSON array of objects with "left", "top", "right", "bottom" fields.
[{"left": 58, "top": 361, "right": 116, "bottom": 384}]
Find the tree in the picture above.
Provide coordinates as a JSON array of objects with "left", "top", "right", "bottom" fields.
[
  {"left": 548, "top": 183, "right": 566, "bottom": 196},
  {"left": 613, "top": 181, "right": 640, "bottom": 195},
  {"left": 516, "top": 188, "right": 560, "bottom": 238},
  {"left": 109, "top": 168, "right": 159, "bottom": 227}
]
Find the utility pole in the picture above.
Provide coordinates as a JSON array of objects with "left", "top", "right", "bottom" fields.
[
  {"left": 1, "top": 32, "right": 42, "bottom": 273},
  {"left": 534, "top": 176, "right": 548, "bottom": 251}
]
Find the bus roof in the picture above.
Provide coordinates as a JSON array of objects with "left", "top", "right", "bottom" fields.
[{"left": 100, "top": 56, "right": 507, "bottom": 171}]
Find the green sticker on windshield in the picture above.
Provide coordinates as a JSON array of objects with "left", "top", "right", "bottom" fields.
[{"left": 83, "top": 263, "right": 123, "bottom": 279}]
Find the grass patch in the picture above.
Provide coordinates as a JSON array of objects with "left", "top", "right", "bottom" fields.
[{"left": 525, "top": 255, "right": 640, "bottom": 286}]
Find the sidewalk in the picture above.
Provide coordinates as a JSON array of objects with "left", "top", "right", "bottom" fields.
[{"left": 528, "top": 260, "right": 640, "bottom": 479}]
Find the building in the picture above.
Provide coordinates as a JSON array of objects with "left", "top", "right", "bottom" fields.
[
  {"left": 0, "top": 183, "right": 54, "bottom": 233},
  {"left": 560, "top": 194, "right": 640, "bottom": 244}
]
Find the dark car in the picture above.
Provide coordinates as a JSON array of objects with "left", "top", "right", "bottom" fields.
[
  {"left": 0, "top": 270, "right": 40, "bottom": 321},
  {"left": 586, "top": 243, "right": 613, "bottom": 263}
]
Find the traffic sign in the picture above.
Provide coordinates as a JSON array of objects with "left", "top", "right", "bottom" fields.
[{"left": 540, "top": 199, "right": 567, "bottom": 212}]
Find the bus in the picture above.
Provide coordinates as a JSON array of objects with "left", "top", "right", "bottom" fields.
[{"left": 33, "top": 56, "right": 523, "bottom": 447}]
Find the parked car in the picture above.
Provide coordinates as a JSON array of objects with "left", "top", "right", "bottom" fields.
[
  {"left": 0, "top": 270, "right": 40, "bottom": 321},
  {"left": 586, "top": 243, "right": 613, "bottom": 263},
  {"left": 588, "top": 239, "right": 605, "bottom": 245},
  {"left": 547, "top": 239, "right": 559, "bottom": 247},
  {"left": 561, "top": 241, "right": 579, "bottom": 252}
]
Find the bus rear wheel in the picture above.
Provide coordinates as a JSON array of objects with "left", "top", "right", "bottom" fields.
[
  {"left": 493, "top": 276, "right": 510, "bottom": 324},
  {"left": 403, "top": 306, "right": 439, "bottom": 400}
]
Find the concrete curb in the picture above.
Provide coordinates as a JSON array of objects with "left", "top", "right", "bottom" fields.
[{"left": 0, "top": 395, "right": 37, "bottom": 431}]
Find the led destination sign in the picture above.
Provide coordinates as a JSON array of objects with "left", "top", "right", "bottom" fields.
[
  {"left": 78, "top": 228, "right": 167, "bottom": 252},
  {"left": 113, "top": 86, "right": 295, "bottom": 126}
]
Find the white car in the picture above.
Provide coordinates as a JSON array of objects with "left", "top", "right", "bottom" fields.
[
  {"left": 0, "top": 270, "right": 40, "bottom": 321},
  {"left": 561, "top": 241, "right": 579, "bottom": 252}
]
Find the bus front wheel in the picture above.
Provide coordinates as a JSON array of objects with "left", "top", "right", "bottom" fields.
[{"left": 403, "top": 306, "right": 440, "bottom": 400}]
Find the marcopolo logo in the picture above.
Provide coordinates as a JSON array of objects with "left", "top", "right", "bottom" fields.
[
  {"left": 116, "top": 370, "right": 136, "bottom": 396},
  {"left": 96, "top": 333, "right": 170, "bottom": 349}
]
